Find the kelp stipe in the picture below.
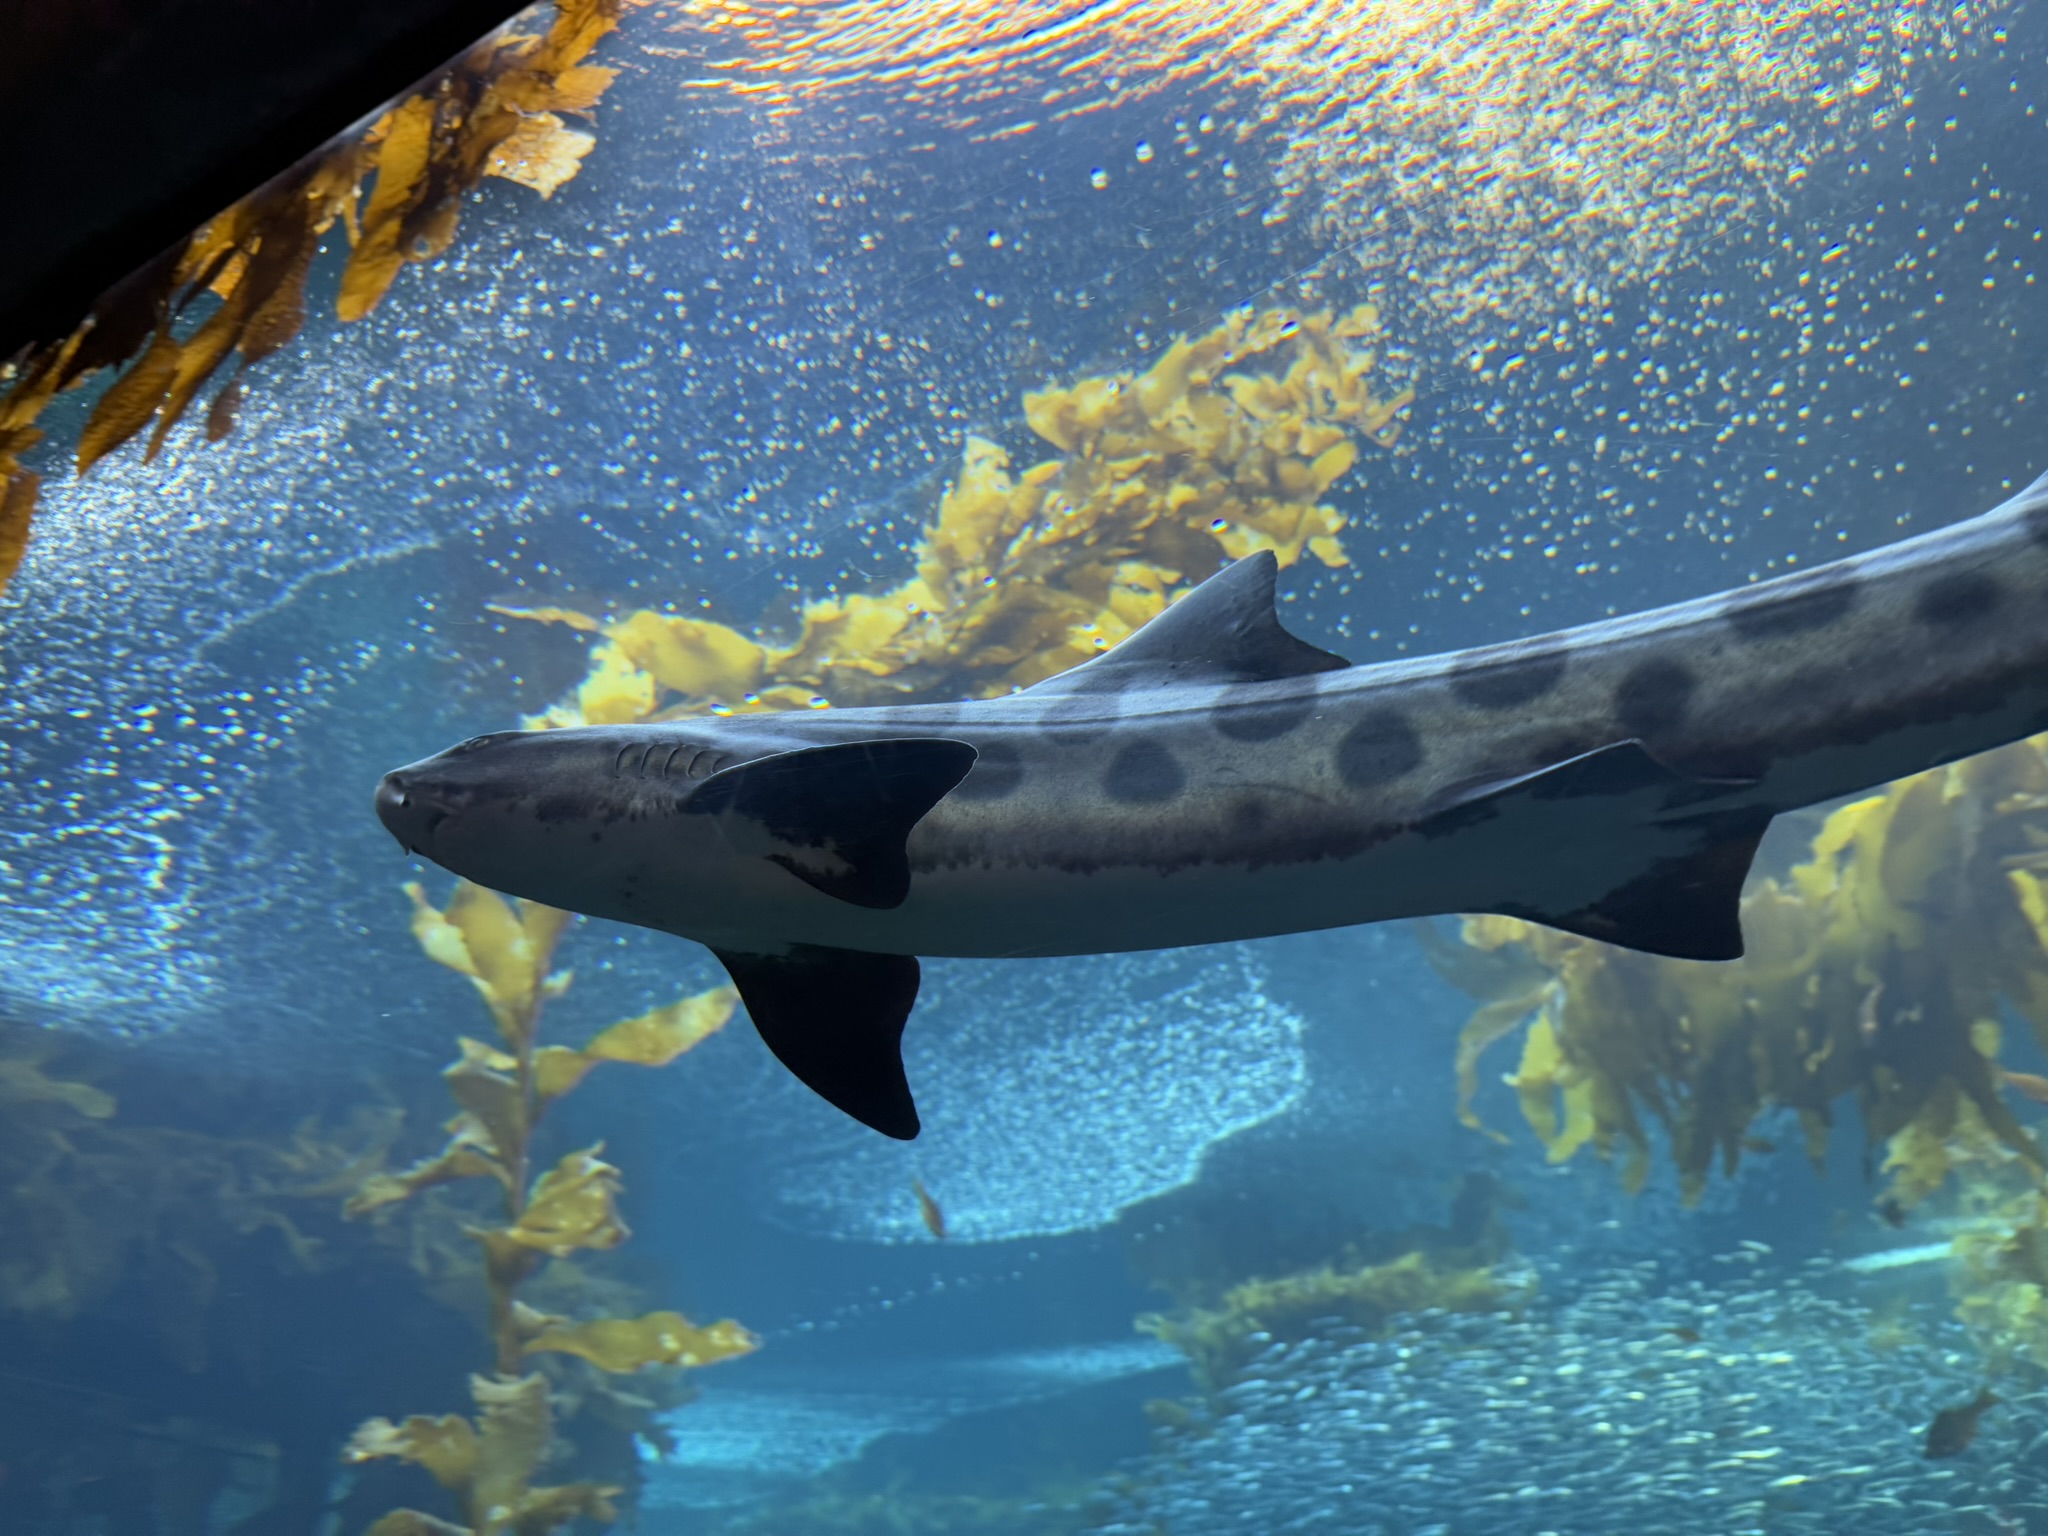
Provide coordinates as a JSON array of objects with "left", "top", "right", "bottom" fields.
[{"left": 343, "top": 877, "right": 755, "bottom": 1534}]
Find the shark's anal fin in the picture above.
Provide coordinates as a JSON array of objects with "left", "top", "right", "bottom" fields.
[
  {"left": 687, "top": 738, "right": 977, "bottom": 909},
  {"left": 1500, "top": 808, "right": 1772, "bottom": 960},
  {"left": 1437, "top": 739, "right": 1770, "bottom": 962},
  {"left": 715, "top": 944, "right": 922, "bottom": 1139}
]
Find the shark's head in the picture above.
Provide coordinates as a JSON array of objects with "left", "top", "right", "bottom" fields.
[
  {"left": 376, "top": 724, "right": 978, "bottom": 942},
  {"left": 375, "top": 727, "right": 714, "bottom": 921}
]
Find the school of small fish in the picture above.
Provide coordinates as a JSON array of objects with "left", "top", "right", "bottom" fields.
[{"left": 1088, "top": 1255, "right": 2048, "bottom": 1535}]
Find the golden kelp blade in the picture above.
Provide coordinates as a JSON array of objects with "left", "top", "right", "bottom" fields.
[
  {"left": 0, "top": 0, "right": 637, "bottom": 595},
  {"left": 534, "top": 985, "right": 740, "bottom": 1100},
  {"left": 404, "top": 880, "right": 574, "bottom": 1048},
  {"left": 74, "top": 326, "right": 181, "bottom": 474},
  {"left": 342, "top": 1139, "right": 508, "bottom": 1218},
  {"left": 523, "top": 1310, "right": 759, "bottom": 1371},
  {"left": 502, "top": 1146, "right": 627, "bottom": 1256},
  {"left": 346, "top": 1412, "right": 478, "bottom": 1491},
  {"left": 349, "top": 1373, "right": 620, "bottom": 1536},
  {"left": 1451, "top": 988, "right": 1549, "bottom": 1139},
  {"left": 444, "top": 1037, "right": 529, "bottom": 1164},
  {"left": 0, "top": 469, "right": 39, "bottom": 589},
  {"left": 485, "top": 113, "right": 598, "bottom": 198},
  {"left": 0, "top": 1055, "right": 116, "bottom": 1120}
]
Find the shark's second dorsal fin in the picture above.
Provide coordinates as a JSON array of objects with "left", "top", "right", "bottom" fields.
[{"left": 1026, "top": 551, "right": 1349, "bottom": 694}]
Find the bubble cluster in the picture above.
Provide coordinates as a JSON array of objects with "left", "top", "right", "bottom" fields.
[{"left": 1267, "top": 0, "right": 2004, "bottom": 332}]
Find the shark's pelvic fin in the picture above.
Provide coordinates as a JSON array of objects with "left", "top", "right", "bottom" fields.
[
  {"left": 716, "top": 943, "right": 922, "bottom": 1139},
  {"left": 1435, "top": 739, "right": 1771, "bottom": 962},
  {"left": 1024, "top": 550, "right": 1350, "bottom": 694},
  {"left": 687, "top": 738, "right": 977, "bottom": 908}
]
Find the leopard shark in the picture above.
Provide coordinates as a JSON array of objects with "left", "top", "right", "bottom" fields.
[{"left": 377, "top": 468, "right": 2048, "bottom": 1139}]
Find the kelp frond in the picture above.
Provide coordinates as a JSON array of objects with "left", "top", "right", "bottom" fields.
[
  {"left": 347, "top": 877, "right": 753, "bottom": 1532},
  {"left": 0, "top": 0, "right": 636, "bottom": 592},
  {"left": 500, "top": 305, "right": 1411, "bottom": 725},
  {"left": 348, "top": 1372, "right": 619, "bottom": 1536},
  {"left": 1452, "top": 739, "right": 2048, "bottom": 1208}
]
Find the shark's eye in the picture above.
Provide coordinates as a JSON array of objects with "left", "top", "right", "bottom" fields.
[{"left": 457, "top": 732, "right": 512, "bottom": 754}]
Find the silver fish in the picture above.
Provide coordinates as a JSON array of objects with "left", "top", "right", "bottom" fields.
[{"left": 377, "top": 470, "right": 2048, "bottom": 1137}]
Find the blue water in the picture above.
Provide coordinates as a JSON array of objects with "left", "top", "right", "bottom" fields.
[{"left": 5, "top": 1, "right": 2048, "bottom": 1532}]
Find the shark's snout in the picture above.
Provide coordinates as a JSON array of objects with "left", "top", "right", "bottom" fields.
[{"left": 375, "top": 770, "right": 437, "bottom": 854}]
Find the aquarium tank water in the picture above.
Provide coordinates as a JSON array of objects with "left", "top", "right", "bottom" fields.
[{"left": 2, "top": 0, "right": 2048, "bottom": 1532}]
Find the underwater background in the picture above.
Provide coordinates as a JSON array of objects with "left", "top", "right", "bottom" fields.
[{"left": 4, "top": 0, "right": 2048, "bottom": 1530}]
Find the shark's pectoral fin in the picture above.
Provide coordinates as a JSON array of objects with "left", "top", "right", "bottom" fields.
[
  {"left": 688, "top": 738, "right": 977, "bottom": 908},
  {"left": 1434, "top": 739, "right": 1770, "bottom": 962},
  {"left": 715, "top": 943, "right": 923, "bottom": 1139}
]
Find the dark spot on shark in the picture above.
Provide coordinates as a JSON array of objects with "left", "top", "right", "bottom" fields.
[
  {"left": 1723, "top": 573, "right": 1858, "bottom": 640},
  {"left": 1915, "top": 570, "right": 2003, "bottom": 627},
  {"left": 1104, "top": 741, "right": 1185, "bottom": 804},
  {"left": 1450, "top": 650, "right": 1567, "bottom": 711},
  {"left": 1337, "top": 709, "right": 1423, "bottom": 788},
  {"left": 1615, "top": 657, "right": 1695, "bottom": 738},
  {"left": 2026, "top": 499, "right": 2048, "bottom": 549},
  {"left": 1213, "top": 681, "right": 1318, "bottom": 741},
  {"left": 950, "top": 741, "right": 1025, "bottom": 801}
]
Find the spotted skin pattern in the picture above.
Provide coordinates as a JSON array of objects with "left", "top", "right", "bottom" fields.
[{"left": 383, "top": 470, "right": 2048, "bottom": 967}]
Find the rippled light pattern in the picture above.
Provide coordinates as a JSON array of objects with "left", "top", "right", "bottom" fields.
[
  {"left": 667, "top": 0, "right": 1999, "bottom": 332},
  {"left": 1273, "top": 0, "right": 1998, "bottom": 331}
]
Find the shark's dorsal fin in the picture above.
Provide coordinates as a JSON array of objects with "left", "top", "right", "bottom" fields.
[
  {"left": 1026, "top": 551, "right": 1349, "bottom": 695},
  {"left": 686, "top": 738, "right": 976, "bottom": 908},
  {"left": 715, "top": 944, "right": 922, "bottom": 1138}
]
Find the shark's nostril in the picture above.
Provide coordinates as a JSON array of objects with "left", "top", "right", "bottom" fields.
[{"left": 374, "top": 774, "right": 417, "bottom": 848}]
